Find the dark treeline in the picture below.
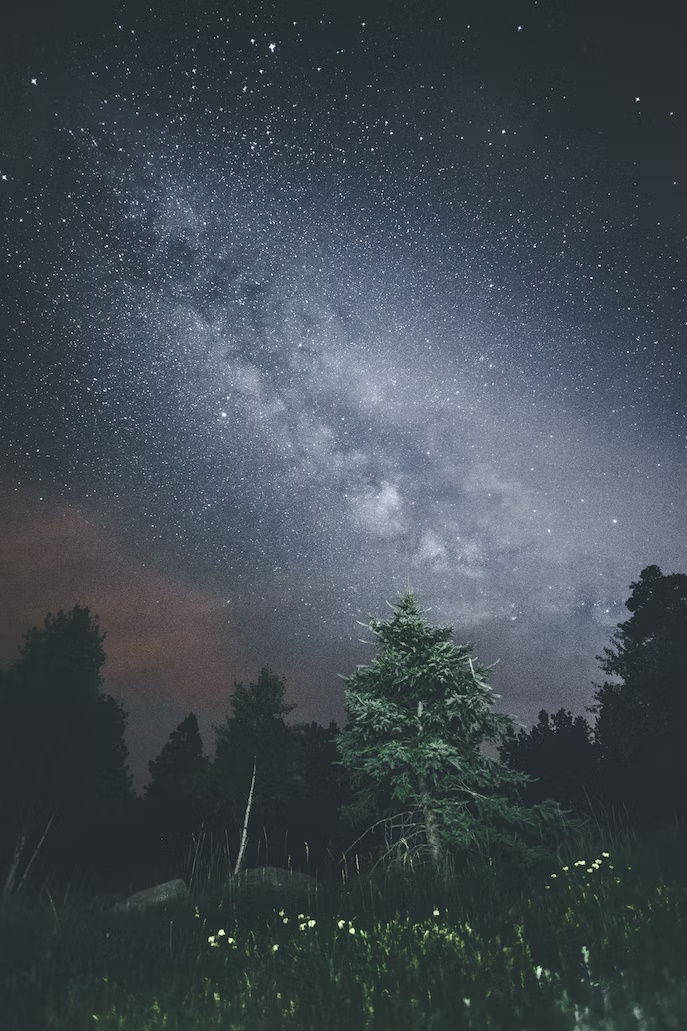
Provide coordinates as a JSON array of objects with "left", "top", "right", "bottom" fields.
[{"left": 0, "top": 563, "right": 685, "bottom": 895}]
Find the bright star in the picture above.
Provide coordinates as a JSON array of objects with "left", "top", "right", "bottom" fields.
[
  {"left": 30, "top": 77, "right": 38, "bottom": 85},
  {"left": 268, "top": 42, "right": 276, "bottom": 53}
]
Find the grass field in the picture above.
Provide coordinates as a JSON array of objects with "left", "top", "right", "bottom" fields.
[{"left": 1, "top": 812, "right": 686, "bottom": 1030}]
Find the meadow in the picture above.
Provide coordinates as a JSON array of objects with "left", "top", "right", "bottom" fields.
[{"left": 1, "top": 809, "right": 687, "bottom": 1030}]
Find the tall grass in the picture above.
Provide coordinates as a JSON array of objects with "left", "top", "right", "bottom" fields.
[{"left": 1, "top": 804, "right": 687, "bottom": 1030}]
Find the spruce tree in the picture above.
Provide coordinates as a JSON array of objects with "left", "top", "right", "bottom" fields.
[
  {"left": 198, "top": 666, "right": 303, "bottom": 866},
  {"left": 145, "top": 712, "right": 208, "bottom": 811},
  {"left": 0, "top": 606, "right": 135, "bottom": 888},
  {"left": 336, "top": 591, "right": 590, "bottom": 878},
  {"left": 585, "top": 564, "right": 687, "bottom": 830},
  {"left": 0, "top": 605, "right": 134, "bottom": 825},
  {"left": 144, "top": 712, "right": 209, "bottom": 871}
]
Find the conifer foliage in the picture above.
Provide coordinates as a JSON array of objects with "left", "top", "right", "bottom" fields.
[
  {"left": 145, "top": 712, "right": 208, "bottom": 810},
  {"left": 336, "top": 591, "right": 589, "bottom": 877},
  {"left": 0, "top": 605, "right": 135, "bottom": 889},
  {"left": 585, "top": 564, "right": 687, "bottom": 830}
]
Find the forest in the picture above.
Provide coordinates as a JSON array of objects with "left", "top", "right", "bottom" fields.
[{"left": 1, "top": 562, "right": 685, "bottom": 898}]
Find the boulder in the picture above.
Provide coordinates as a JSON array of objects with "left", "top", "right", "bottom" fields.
[
  {"left": 232, "top": 866, "right": 320, "bottom": 904},
  {"left": 113, "top": 878, "right": 189, "bottom": 914},
  {"left": 108, "top": 867, "right": 320, "bottom": 917}
]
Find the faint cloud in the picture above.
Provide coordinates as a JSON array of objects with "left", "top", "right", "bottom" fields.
[{"left": 347, "top": 480, "right": 409, "bottom": 538}]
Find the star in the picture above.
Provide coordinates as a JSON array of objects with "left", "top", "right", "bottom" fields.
[
  {"left": 30, "top": 77, "right": 38, "bottom": 85},
  {"left": 268, "top": 42, "right": 276, "bottom": 53}
]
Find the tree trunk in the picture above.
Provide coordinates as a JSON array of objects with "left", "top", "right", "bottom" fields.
[
  {"left": 417, "top": 773, "right": 444, "bottom": 874},
  {"left": 234, "top": 756, "right": 257, "bottom": 876}
]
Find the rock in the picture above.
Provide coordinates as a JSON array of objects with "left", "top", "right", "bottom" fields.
[
  {"left": 91, "top": 891, "right": 129, "bottom": 912},
  {"left": 108, "top": 867, "right": 320, "bottom": 917},
  {"left": 229, "top": 866, "right": 321, "bottom": 906},
  {"left": 113, "top": 878, "right": 189, "bottom": 914}
]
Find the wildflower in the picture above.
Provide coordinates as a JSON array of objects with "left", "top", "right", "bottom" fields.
[
  {"left": 349, "top": 926, "right": 356, "bottom": 935},
  {"left": 272, "top": 943, "right": 279, "bottom": 952},
  {"left": 337, "top": 919, "right": 346, "bottom": 929},
  {"left": 432, "top": 907, "right": 440, "bottom": 917}
]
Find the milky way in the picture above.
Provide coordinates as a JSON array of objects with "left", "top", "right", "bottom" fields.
[{"left": 1, "top": 1, "right": 685, "bottom": 787}]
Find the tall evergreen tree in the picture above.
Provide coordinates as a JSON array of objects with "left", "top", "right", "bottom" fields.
[
  {"left": 585, "top": 564, "right": 687, "bottom": 830},
  {"left": 0, "top": 606, "right": 134, "bottom": 887},
  {"left": 198, "top": 665, "right": 302, "bottom": 865},
  {"left": 144, "top": 712, "right": 209, "bottom": 874},
  {"left": 336, "top": 591, "right": 591, "bottom": 878},
  {"left": 0, "top": 605, "right": 134, "bottom": 826},
  {"left": 145, "top": 712, "right": 208, "bottom": 810}
]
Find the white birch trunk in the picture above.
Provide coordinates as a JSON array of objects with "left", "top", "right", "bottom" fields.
[{"left": 234, "top": 755, "right": 257, "bottom": 876}]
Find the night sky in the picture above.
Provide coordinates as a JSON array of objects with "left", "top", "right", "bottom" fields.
[{"left": 1, "top": 0, "right": 685, "bottom": 794}]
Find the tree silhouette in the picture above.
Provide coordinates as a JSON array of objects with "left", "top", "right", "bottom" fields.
[
  {"left": 585, "top": 564, "right": 687, "bottom": 830},
  {"left": 0, "top": 605, "right": 135, "bottom": 886},
  {"left": 197, "top": 665, "right": 302, "bottom": 867},
  {"left": 336, "top": 591, "right": 591, "bottom": 880},
  {"left": 497, "top": 708, "right": 605, "bottom": 821},
  {"left": 143, "top": 712, "right": 209, "bottom": 872},
  {"left": 284, "top": 719, "right": 354, "bottom": 874},
  {"left": 145, "top": 712, "right": 208, "bottom": 809}
]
